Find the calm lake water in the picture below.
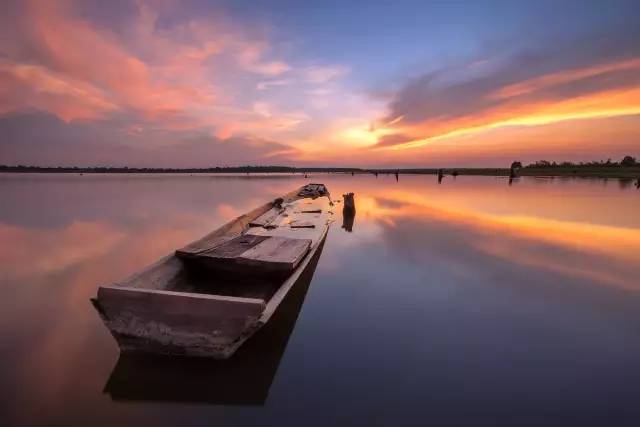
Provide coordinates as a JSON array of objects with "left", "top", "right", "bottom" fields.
[{"left": 1, "top": 173, "right": 639, "bottom": 426}]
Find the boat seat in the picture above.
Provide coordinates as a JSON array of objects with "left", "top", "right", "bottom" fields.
[{"left": 179, "top": 234, "right": 312, "bottom": 276}]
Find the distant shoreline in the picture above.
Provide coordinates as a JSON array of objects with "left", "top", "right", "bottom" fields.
[{"left": 2, "top": 165, "right": 639, "bottom": 178}]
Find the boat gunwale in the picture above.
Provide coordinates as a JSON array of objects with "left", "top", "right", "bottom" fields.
[
  {"left": 259, "top": 223, "right": 329, "bottom": 320},
  {"left": 98, "top": 285, "right": 266, "bottom": 305}
]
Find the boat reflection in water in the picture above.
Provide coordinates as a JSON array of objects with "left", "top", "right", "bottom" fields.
[{"left": 104, "top": 239, "right": 326, "bottom": 406}]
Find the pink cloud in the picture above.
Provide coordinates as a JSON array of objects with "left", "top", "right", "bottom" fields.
[
  {"left": 235, "top": 44, "right": 291, "bottom": 76},
  {"left": 0, "top": 61, "right": 117, "bottom": 121},
  {"left": 0, "top": 0, "right": 370, "bottom": 165},
  {"left": 304, "top": 65, "right": 350, "bottom": 84},
  {"left": 0, "top": 0, "right": 301, "bottom": 136}
]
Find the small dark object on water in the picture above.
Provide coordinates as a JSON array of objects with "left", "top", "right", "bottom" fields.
[
  {"left": 451, "top": 170, "right": 459, "bottom": 177},
  {"left": 342, "top": 193, "right": 356, "bottom": 232},
  {"left": 374, "top": 172, "right": 378, "bottom": 178},
  {"left": 343, "top": 193, "right": 355, "bottom": 213},
  {"left": 437, "top": 169, "right": 444, "bottom": 184},
  {"left": 351, "top": 171, "right": 354, "bottom": 176},
  {"left": 509, "top": 161, "right": 521, "bottom": 179},
  {"left": 636, "top": 177, "right": 640, "bottom": 189},
  {"left": 395, "top": 170, "right": 399, "bottom": 181}
]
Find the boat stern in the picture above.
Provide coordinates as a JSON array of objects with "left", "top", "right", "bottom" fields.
[{"left": 91, "top": 286, "right": 266, "bottom": 359}]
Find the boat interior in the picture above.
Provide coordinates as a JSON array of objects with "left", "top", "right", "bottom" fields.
[{"left": 110, "top": 184, "right": 333, "bottom": 303}]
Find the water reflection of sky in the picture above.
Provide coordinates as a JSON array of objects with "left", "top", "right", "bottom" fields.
[{"left": 1, "top": 173, "right": 639, "bottom": 426}]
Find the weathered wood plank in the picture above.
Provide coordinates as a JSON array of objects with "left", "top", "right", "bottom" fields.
[
  {"left": 98, "top": 286, "right": 265, "bottom": 318},
  {"left": 175, "top": 235, "right": 237, "bottom": 259},
  {"left": 238, "top": 237, "right": 311, "bottom": 273},
  {"left": 200, "top": 234, "right": 269, "bottom": 258},
  {"left": 183, "top": 234, "right": 270, "bottom": 272},
  {"left": 249, "top": 207, "right": 283, "bottom": 227},
  {"left": 181, "top": 234, "right": 310, "bottom": 276},
  {"left": 289, "top": 221, "right": 316, "bottom": 228}
]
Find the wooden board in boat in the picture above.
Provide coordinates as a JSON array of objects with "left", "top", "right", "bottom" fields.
[
  {"left": 249, "top": 206, "right": 284, "bottom": 228},
  {"left": 188, "top": 234, "right": 311, "bottom": 275},
  {"left": 176, "top": 192, "right": 331, "bottom": 275},
  {"left": 238, "top": 236, "right": 311, "bottom": 273}
]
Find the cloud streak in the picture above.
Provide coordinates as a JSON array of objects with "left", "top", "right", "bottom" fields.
[{"left": 375, "top": 30, "right": 640, "bottom": 151}]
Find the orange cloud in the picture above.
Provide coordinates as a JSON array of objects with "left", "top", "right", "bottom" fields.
[
  {"left": 386, "top": 88, "right": 640, "bottom": 151},
  {"left": 380, "top": 85, "right": 640, "bottom": 152},
  {"left": 492, "top": 58, "right": 640, "bottom": 100},
  {"left": 371, "top": 52, "right": 640, "bottom": 163}
]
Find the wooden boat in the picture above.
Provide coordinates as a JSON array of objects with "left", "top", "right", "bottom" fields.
[{"left": 91, "top": 183, "right": 333, "bottom": 359}]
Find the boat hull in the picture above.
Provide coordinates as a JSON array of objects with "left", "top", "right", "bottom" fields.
[{"left": 91, "top": 189, "right": 331, "bottom": 359}]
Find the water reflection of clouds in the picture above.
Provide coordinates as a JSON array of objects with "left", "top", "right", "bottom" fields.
[
  {"left": 1, "top": 174, "right": 639, "bottom": 425},
  {"left": 360, "top": 190, "right": 640, "bottom": 291}
]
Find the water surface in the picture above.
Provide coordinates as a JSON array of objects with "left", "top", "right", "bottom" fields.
[{"left": 1, "top": 173, "right": 639, "bottom": 426}]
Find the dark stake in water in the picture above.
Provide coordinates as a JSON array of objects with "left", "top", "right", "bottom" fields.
[
  {"left": 1, "top": 173, "right": 640, "bottom": 426},
  {"left": 341, "top": 192, "right": 356, "bottom": 232}
]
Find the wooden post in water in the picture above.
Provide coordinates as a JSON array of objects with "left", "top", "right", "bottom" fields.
[
  {"left": 437, "top": 169, "right": 444, "bottom": 184},
  {"left": 342, "top": 193, "right": 356, "bottom": 232},
  {"left": 509, "top": 161, "right": 521, "bottom": 186},
  {"left": 510, "top": 161, "right": 521, "bottom": 179}
]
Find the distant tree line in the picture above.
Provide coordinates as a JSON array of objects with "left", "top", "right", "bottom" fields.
[
  {"left": 2, "top": 156, "right": 637, "bottom": 175},
  {"left": 524, "top": 155, "right": 638, "bottom": 168},
  {"left": 0, "top": 165, "right": 364, "bottom": 173}
]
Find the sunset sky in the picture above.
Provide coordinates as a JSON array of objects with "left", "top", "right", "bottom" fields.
[{"left": 1, "top": 0, "right": 639, "bottom": 167}]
